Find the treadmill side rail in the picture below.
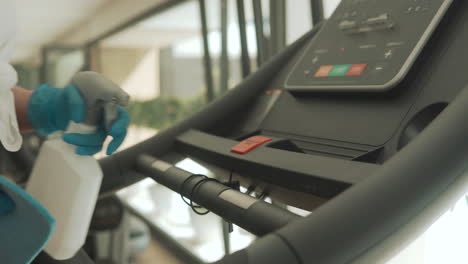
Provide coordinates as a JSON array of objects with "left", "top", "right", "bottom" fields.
[{"left": 136, "top": 155, "right": 301, "bottom": 236}]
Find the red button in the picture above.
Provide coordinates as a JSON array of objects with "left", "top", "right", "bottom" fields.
[
  {"left": 346, "top": 64, "right": 367, "bottom": 76},
  {"left": 231, "top": 136, "right": 272, "bottom": 154},
  {"left": 314, "top": 65, "right": 334, "bottom": 77}
]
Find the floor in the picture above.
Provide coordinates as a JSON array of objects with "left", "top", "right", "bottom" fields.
[{"left": 135, "top": 240, "right": 183, "bottom": 264}]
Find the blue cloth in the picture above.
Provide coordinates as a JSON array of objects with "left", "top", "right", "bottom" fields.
[
  {"left": 0, "top": 176, "right": 55, "bottom": 263},
  {"left": 0, "top": 188, "right": 14, "bottom": 216},
  {"left": 28, "top": 84, "right": 130, "bottom": 155}
]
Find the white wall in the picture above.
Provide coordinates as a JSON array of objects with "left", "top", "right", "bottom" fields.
[{"left": 56, "top": 0, "right": 169, "bottom": 46}]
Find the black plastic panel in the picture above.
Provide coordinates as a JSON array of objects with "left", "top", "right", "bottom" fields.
[
  {"left": 285, "top": 0, "right": 453, "bottom": 92},
  {"left": 175, "top": 130, "right": 378, "bottom": 198}
]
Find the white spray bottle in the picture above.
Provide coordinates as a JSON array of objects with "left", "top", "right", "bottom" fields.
[{"left": 26, "top": 72, "right": 130, "bottom": 260}]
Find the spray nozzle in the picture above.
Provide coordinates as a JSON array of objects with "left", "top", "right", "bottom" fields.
[{"left": 71, "top": 72, "right": 130, "bottom": 132}]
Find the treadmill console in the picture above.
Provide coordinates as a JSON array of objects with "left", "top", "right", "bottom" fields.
[{"left": 285, "top": 0, "right": 453, "bottom": 92}]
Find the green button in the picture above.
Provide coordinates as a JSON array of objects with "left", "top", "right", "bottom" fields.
[{"left": 329, "top": 64, "right": 352, "bottom": 76}]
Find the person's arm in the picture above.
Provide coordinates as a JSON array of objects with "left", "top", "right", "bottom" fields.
[{"left": 12, "top": 86, "right": 33, "bottom": 132}]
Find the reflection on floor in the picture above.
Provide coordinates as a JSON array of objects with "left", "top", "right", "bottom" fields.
[
  {"left": 135, "top": 239, "right": 182, "bottom": 264},
  {"left": 94, "top": 126, "right": 158, "bottom": 159}
]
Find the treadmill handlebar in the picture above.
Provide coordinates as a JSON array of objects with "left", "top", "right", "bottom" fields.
[{"left": 136, "top": 154, "right": 301, "bottom": 236}]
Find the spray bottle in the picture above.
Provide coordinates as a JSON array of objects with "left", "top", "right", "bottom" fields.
[{"left": 26, "top": 72, "right": 130, "bottom": 260}]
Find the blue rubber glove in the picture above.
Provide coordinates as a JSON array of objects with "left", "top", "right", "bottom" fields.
[
  {"left": 63, "top": 107, "right": 129, "bottom": 156},
  {"left": 28, "top": 84, "right": 130, "bottom": 156}
]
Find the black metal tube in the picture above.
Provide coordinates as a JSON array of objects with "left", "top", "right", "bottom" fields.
[
  {"left": 39, "top": 48, "right": 49, "bottom": 84},
  {"left": 236, "top": 0, "right": 251, "bottom": 77},
  {"left": 311, "top": 0, "right": 324, "bottom": 26},
  {"left": 220, "top": 0, "right": 229, "bottom": 94},
  {"left": 83, "top": 46, "right": 92, "bottom": 72},
  {"left": 199, "top": 0, "right": 215, "bottom": 101},
  {"left": 222, "top": 220, "right": 231, "bottom": 255},
  {"left": 220, "top": 0, "right": 232, "bottom": 251},
  {"left": 252, "top": 0, "right": 267, "bottom": 66},
  {"left": 269, "top": 0, "right": 286, "bottom": 55},
  {"left": 136, "top": 155, "right": 301, "bottom": 236}
]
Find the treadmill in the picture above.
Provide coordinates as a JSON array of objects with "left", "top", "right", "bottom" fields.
[{"left": 36, "top": 0, "right": 468, "bottom": 262}]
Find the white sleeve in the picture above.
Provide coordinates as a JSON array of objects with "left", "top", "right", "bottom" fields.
[{"left": 0, "top": 0, "right": 22, "bottom": 152}]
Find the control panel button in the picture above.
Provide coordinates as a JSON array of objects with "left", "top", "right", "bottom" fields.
[
  {"left": 359, "top": 44, "right": 377, "bottom": 49},
  {"left": 312, "top": 56, "right": 319, "bottom": 64},
  {"left": 406, "top": 6, "right": 414, "bottom": 13},
  {"left": 314, "top": 49, "right": 329, "bottom": 54},
  {"left": 346, "top": 64, "right": 367, "bottom": 76},
  {"left": 373, "top": 62, "right": 388, "bottom": 74},
  {"left": 329, "top": 65, "right": 352, "bottom": 76},
  {"left": 384, "top": 49, "right": 394, "bottom": 60},
  {"left": 314, "top": 65, "right": 334, "bottom": 77},
  {"left": 357, "top": 26, "right": 373, "bottom": 33},
  {"left": 339, "top": 20, "right": 358, "bottom": 31},
  {"left": 360, "top": 13, "right": 394, "bottom": 32},
  {"left": 231, "top": 136, "right": 272, "bottom": 154},
  {"left": 386, "top": 41, "right": 405, "bottom": 47},
  {"left": 365, "top": 13, "right": 389, "bottom": 25}
]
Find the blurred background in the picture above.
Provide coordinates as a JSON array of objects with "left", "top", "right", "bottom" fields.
[{"left": 11, "top": 1, "right": 468, "bottom": 264}]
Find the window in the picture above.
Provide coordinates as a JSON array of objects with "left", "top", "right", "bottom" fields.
[
  {"left": 387, "top": 193, "right": 468, "bottom": 264},
  {"left": 41, "top": 47, "right": 85, "bottom": 87},
  {"left": 287, "top": 0, "right": 313, "bottom": 44},
  {"left": 323, "top": 0, "right": 342, "bottom": 18}
]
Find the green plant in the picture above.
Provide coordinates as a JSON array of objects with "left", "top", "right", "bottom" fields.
[{"left": 127, "top": 95, "right": 207, "bottom": 130}]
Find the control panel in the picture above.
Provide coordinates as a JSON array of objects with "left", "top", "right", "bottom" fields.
[{"left": 285, "top": 0, "right": 453, "bottom": 92}]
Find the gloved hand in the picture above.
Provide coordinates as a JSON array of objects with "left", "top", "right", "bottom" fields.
[{"left": 28, "top": 84, "right": 130, "bottom": 156}]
